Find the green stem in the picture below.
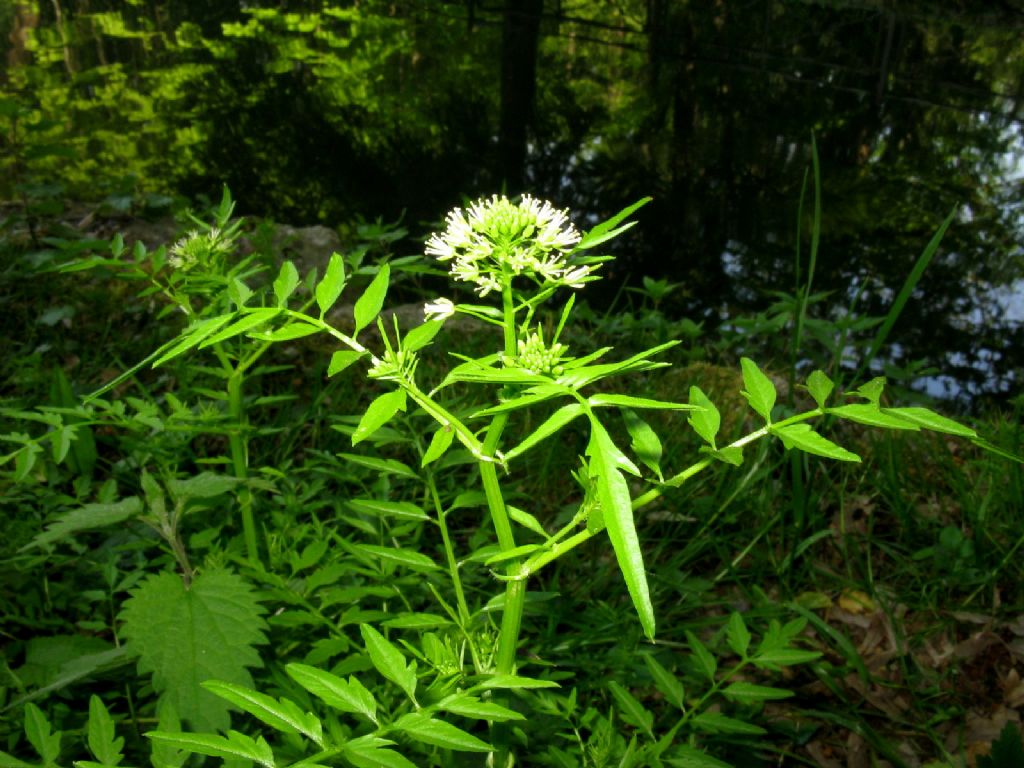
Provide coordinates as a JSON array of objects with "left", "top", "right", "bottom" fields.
[
  {"left": 224, "top": 361, "right": 258, "bottom": 564},
  {"left": 426, "top": 472, "right": 471, "bottom": 625}
]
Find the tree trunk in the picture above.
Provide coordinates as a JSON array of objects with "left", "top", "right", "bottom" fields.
[{"left": 498, "top": 0, "right": 544, "bottom": 192}]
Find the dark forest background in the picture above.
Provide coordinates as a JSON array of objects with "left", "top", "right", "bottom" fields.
[{"left": 2, "top": 0, "right": 1023, "bottom": 406}]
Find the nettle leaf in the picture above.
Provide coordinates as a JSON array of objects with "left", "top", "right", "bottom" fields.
[
  {"left": 804, "top": 370, "right": 834, "bottom": 408},
  {"left": 316, "top": 253, "right": 347, "bottom": 316},
  {"left": 119, "top": 570, "right": 267, "bottom": 732},
  {"left": 622, "top": 408, "right": 664, "bottom": 482},
  {"left": 354, "top": 263, "right": 391, "bottom": 335},
  {"left": 202, "top": 681, "right": 322, "bottom": 746},
  {"left": 286, "top": 663, "right": 378, "bottom": 724},
  {"left": 359, "top": 624, "right": 417, "bottom": 705},
  {"left": 352, "top": 390, "right": 407, "bottom": 446},
  {"left": 86, "top": 695, "right": 124, "bottom": 766},
  {"left": 392, "top": 713, "right": 492, "bottom": 753},
  {"left": 740, "top": 358, "right": 776, "bottom": 422},
  {"left": 586, "top": 418, "right": 654, "bottom": 639},
  {"left": 23, "top": 497, "right": 142, "bottom": 551},
  {"left": 772, "top": 423, "right": 861, "bottom": 462},
  {"left": 273, "top": 261, "right": 300, "bottom": 307},
  {"left": 687, "top": 386, "right": 720, "bottom": 449}
]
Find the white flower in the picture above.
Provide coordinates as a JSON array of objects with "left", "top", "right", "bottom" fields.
[
  {"left": 425, "top": 194, "right": 588, "bottom": 295},
  {"left": 424, "top": 297, "right": 456, "bottom": 321}
]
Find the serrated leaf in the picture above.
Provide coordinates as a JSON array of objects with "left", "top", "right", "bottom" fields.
[
  {"left": 316, "top": 253, "right": 346, "bottom": 316},
  {"left": 883, "top": 407, "right": 976, "bottom": 437},
  {"left": 685, "top": 631, "right": 717, "bottom": 681},
  {"left": 355, "top": 545, "right": 439, "bottom": 571},
  {"left": 359, "top": 624, "right": 417, "bottom": 704},
  {"left": 643, "top": 655, "right": 684, "bottom": 710},
  {"left": 437, "top": 694, "right": 524, "bottom": 722},
  {"left": 119, "top": 570, "right": 267, "bottom": 732},
  {"left": 347, "top": 498, "right": 428, "bottom": 521},
  {"left": 421, "top": 425, "right": 454, "bottom": 466},
  {"left": 827, "top": 404, "right": 919, "bottom": 430},
  {"left": 740, "top": 358, "right": 776, "bottom": 422},
  {"left": 146, "top": 731, "right": 274, "bottom": 768},
  {"left": 607, "top": 681, "right": 653, "bottom": 737},
  {"left": 352, "top": 390, "right": 407, "bottom": 445},
  {"left": 25, "top": 703, "right": 61, "bottom": 765},
  {"left": 286, "top": 664, "right": 378, "bottom": 724},
  {"left": 23, "top": 497, "right": 142, "bottom": 550},
  {"left": 338, "top": 454, "right": 418, "bottom": 479},
  {"left": 202, "top": 681, "right": 322, "bottom": 745},
  {"left": 354, "top": 263, "right": 390, "bottom": 335},
  {"left": 771, "top": 423, "right": 861, "bottom": 462},
  {"left": 805, "top": 370, "right": 834, "bottom": 408},
  {"left": 328, "top": 350, "right": 363, "bottom": 377},
  {"left": 691, "top": 712, "right": 766, "bottom": 735},
  {"left": 504, "top": 404, "right": 585, "bottom": 461},
  {"left": 273, "top": 261, "right": 300, "bottom": 307},
  {"left": 721, "top": 682, "right": 794, "bottom": 702},
  {"left": 726, "top": 612, "right": 751, "bottom": 658},
  {"left": 86, "top": 696, "right": 124, "bottom": 766},
  {"left": 393, "top": 713, "right": 492, "bottom": 752},
  {"left": 586, "top": 418, "right": 654, "bottom": 639},
  {"left": 687, "top": 386, "right": 720, "bottom": 449},
  {"left": 402, "top": 320, "right": 443, "bottom": 354},
  {"left": 622, "top": 408, "right": 663, "bottom": 481}
]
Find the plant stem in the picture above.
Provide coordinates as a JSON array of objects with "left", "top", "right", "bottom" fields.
[
  {"left": 426, "top": 472, "right": 471, "bottom": 625},
  {"left": 224, "top": 360, "right": 258, "bottom": 564}
]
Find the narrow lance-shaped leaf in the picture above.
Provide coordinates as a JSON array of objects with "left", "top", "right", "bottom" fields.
[
  {"left": 586, "top": 417, "right": 655, "bottom": 639},
  {"left": 201, "top": 681, "right": 323, "bottom": 746},
  {"left": 504, "top": 404, "right": 585, "bottom": 461},
  {"left": 621, "top": 408, "right": 663, "bottom": 482},
  {"left": 352, "top": 390, "right": 407, "bottom": 446},
  {"left": 771, "top": 423, "right": 861, "bottom": 462},
  {"left": 359, "top": 624, "right": 417, "bottom": 705},
  {"left": 286, "top": 663, "right": 378, "bottom": 724}
]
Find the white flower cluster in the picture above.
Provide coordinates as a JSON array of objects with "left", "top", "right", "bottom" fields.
[{"left": 425, "top": 194, "right": 586, "bottom": 296}]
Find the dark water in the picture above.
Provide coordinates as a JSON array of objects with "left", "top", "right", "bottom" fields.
[{"left": 2, "top": 1, "right": 1022, "bottom": 407}]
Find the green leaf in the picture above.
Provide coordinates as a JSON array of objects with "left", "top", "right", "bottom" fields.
[
  {"left": 249, "top": 322, "right": 320, "bottom": 342},
  {"left": 504, "top": 404, "right": 585, "bottom": 461},
  {"left": 286, "top": 664, "right": 378, "bottom": 724},
  {"left": 316, "top": 253, "right": 347, "bottom": 316},
  {"left": 804, "top": 370, "right": 834, "bottom": 408},
  {"left": 771, "top": 423, "right": 861, "bottom": 462},
  {"left": 740, "top": 358, "right": 776, "bottom": 422},
  {"left": 392, "top": 713, "right": 492, "bottom": 752},
  {"left": 588, "top": 394, "right": 696, "bottom": 410},
  {"left": 687, "top": 386, "right": 720, "bottom": 449},
  {"left": 166, "top": 473, "right": 241, "bottom": 502},
  {"left": 199, "top": 309, "right": 281, "bottom": 349},
  {"left": 437, "top": 694, "right": 524, "bottom": 722},
  {"left": 342, "top": 743, "right": 416, "bottom": 768},
  {"left": 607, "top": 681, "right": 653, "bottom": 737},
  {"left": 421, "top": 425, "right": 454, "bottom": 466},
  {"left": 664, "top": 743, "right": 734, "bottom": 768},
  {"left": 354, "top": 263, "right": 390, "bottom": 335},
  {"left": 685, "top": 631, "right": 717, "bottom": 682},
  {"left": 338, "top": 454, "right": 418, "bottom": 480},
  {"left": 726, "top": 612, "right": 751, "bottom": 658},
  {"left": 751, "top": 648, "right": 821, "bottom": 668},
  {"left": 328, "top": 350, "right": 363, "bottom": 377},
  {"left": 721, "top": 682, "right": 794, "bottom": 702},
  {"left": 25, "top": 703, "right": 61, "bottom": 765},
  {"left": 882, "top": 407, "right": 976, "bottom": 438},
  {"left": 146, "top": 731, "right": 274, "bottom": 768},
  {"left": 0, "top": 750, "right": 34, "bottom": 768},
  {"left": 827, "top": 404, "right": 920, "bottom": 430},
  {"left": 273, "top": 261, "right": 300, "bottom": 307},
  {"left": 202, "top": 681, "right": 323, "bottom": 745},
  {"left": 359, "top": 624, "right": 417, "bottom": 704},
  {"left": 352, "top": 390, "right": 407, "bottom": 445},
  {"left": 23, "top": 497, "right": 143, "bottom": 550},
  {"left": 468, "top": 675, "right": 559, "bottom": 691},
  {"left": 977, "top": 722, "right": 1024, "bottom": 768},
  {"left": 86, "top": 696, "right": 124, "bottom": 766},
  {"left": 691, "top": 712, "right": 766, "bottom": 736},
  {"left": 402, "top": 319, "right": 443, "bottom": 353},
  {"left": 622, "top": 408, "right": 663, "bottom": 482},
  {"left": 381, "top": 613, "right": 451, "bottom": 630},
  {"left": 150, "top": 315, "right": 235, "bottom": 367},
  {"left": 119, "top": 570, "right": 267, "bottom": 732},
  {"left": 643, "top": 655, "right": 684, "bottom": 710},
  {"left": 586, "top": 418, "right": 654, "bottom": 639},
  {"left": 355, "top": 545, "right": 439, "bottom": 572},
  {"left": 508, "top": 505, "right": 549, "bottom": 539},
  {"left": 853, "top": 377, "right": 886, "bottom": 405},
  {"left": 347, "top": 498, "right": 427, "bottom": 521},
  {"left": 574, "top": 197, "right": 651, "bottom": 251}
]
